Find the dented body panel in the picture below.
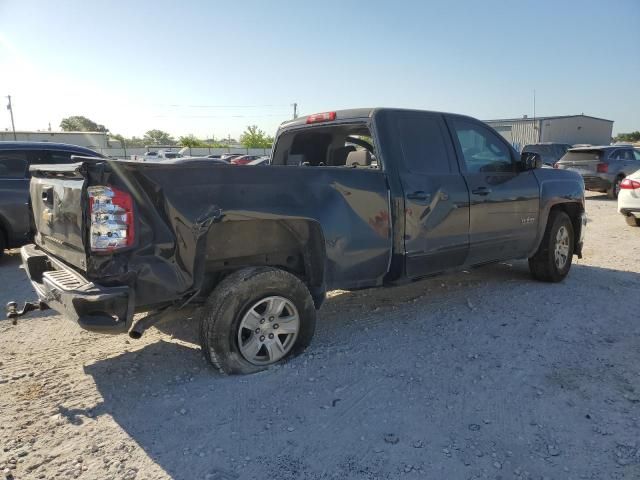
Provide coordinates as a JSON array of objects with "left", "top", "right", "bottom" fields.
[{"left": 17, "top": 108, "right": 586, "bottom": 334}]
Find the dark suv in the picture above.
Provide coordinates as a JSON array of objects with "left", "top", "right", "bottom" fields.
[
  {"left": 522, "top": 143, "right": 572, "bottom": 167},
  {"left": 0, "top": 142, "right": 103, "bottom": 258},
  {"left": 555, "top": 146, "right": 640, "bottom": 198}
]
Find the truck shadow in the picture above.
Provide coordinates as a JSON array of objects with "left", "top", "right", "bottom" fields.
[{"left": 79, "top": 260, "right": 640, "bottom": 479}]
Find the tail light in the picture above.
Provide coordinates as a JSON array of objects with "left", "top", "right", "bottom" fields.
[
  {"left": 306, "top": 112, "right": 336, "bottom": 124},
  {"left": 596, "top": 163, "right": 608, "bottom": 173},
  {"left": 620, "top": 178, "right": 640, "bottom": 190},
  {"left": 88, "top": 186, "right": 135, "bottom": 252}
]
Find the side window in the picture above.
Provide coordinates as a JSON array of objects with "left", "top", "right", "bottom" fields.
[
  {"left": 396, "top": 113, "right": 451, "bottom": 174},
  {"left": 634, "top": 150, "right": 640, "bottom": 161},
  {"left": 451, "top": 119, "right": 514, "bottom": 173},
  {"left": 48, "top": 151, "right": 76, "bottom": 163},
  {"left": 622, "top": 150, "right": 635, "bottom": 161},
  {"left": 29, "top": 150, "right": 79, "bottom": 164},
  {"left": 0, "top": 150, "right": 28, "bottom": 178}
]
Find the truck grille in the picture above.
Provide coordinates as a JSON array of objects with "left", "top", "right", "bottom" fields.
[{"left": 43, "top": 269, "right": 88, "bottom": 290}]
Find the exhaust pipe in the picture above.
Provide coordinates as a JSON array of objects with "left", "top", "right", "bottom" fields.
[{"left": 129, "top": 309, "right": 169, "bottom": 339}]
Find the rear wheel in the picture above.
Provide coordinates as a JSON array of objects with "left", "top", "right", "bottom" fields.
[
  {"left": 625, "top": 215, "right": 640, "bottom": 227},
  {"left": 528, "top": 211, "right": 574, "bottom": 282},
  {"left": 608, "top": 176, "right": 624, "bottom": 199},
  {"left": 199, "top": 267, "right": 316, "bottom": 375}
]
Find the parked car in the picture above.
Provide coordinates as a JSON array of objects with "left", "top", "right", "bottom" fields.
[
  {"left": 618, "top": 168, "right": 640, "bottom": 226},
  {"left": 219, "top": 154, "right": 243, "bottom": 162},
  {"left": 555, "top": 146, "right": 640, "bottom": 198},
  {"left": 230, "top": 155, "right": 264, "bottom": 165},
  {"left": 10, "top": 108, "right": 586, "bottom": 374},
  {"left": 522, "top": 143, "right": 572, "bottom": 167},
  {"left": 0, "top": 142, "right": 104, "bottom": 258},
  {"left": 247, "top": 156, "right": 270, "bottom": 166}
]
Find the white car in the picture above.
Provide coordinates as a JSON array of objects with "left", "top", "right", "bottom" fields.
[{"left": 618, "top": 168, "right": 640, "bottom": 226}]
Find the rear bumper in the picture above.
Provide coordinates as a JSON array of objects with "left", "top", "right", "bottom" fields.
[
  {"left": 20, "top": 244, "right": 133, "bottom": 333},
  {"left": 582, "top": 174, "right": 613, "bottom": 191}
]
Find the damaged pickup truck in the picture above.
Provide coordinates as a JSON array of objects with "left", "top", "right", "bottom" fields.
[{"left": 9, "top": 108, "right": 586, "bottom": 374}]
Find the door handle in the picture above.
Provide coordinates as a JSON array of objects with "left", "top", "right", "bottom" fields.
[
  {"left": 41, "top": 188, "right": 54, "bottom": 205},
  {"left": 407, "top": 191, "right": 431, "bottom": 202},
  {"left": 471, "top": 186, "right": 492, "bottom": 196}
]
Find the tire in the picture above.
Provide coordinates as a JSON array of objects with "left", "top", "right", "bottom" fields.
[
  {"left": 199, "top": 267, "right": 316, "bottom": 375},
  {"left": 608, "top": 176, "right": 624, "bottom": 199},
  {"left": 625, "top": 215, "right": 640, "bottom": 227},
  {"left": 528, "top": 211, "right": 574, "bottom": 282}
]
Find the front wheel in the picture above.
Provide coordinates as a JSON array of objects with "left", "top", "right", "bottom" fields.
[
  {"left": 528, "top": 211, "right": 574, "bottom": 282},
  {"left": 199, "top": 267, "right": 316, "bottom": 375}
]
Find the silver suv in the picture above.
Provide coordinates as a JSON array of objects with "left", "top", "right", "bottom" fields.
[{"left": 555, "top": 146, "right": 640, "bottom": 198}]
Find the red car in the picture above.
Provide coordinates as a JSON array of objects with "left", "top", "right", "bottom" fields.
[{"left": 230, "top": 155, "right": 263, "bottom": 165}]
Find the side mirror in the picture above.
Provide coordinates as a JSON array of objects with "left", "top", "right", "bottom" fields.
[{"left": 520, "top": 151, "right": 542, "bottom": 171}]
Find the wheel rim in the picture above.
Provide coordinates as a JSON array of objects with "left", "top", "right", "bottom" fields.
[
  {"left": 554, "top": 225, "right": 570, "bottom": 269},
  {"left": 237, "top": 296, "right": 300, "bottom": 365}
]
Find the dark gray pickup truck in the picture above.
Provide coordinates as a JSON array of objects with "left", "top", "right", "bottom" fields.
[{"left": 9, "top": 108, "right": 586, "bottom": 374}]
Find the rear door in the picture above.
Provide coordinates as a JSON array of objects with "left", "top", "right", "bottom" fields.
[
  {"left": 387, "top": 110, "right": 470, "bottom": 277},
  {"left": 613, "top": 148, "right": 640, "bottom": 176},
  {"left": 447, "top": 116, "right": 540, "bottom": 264}
]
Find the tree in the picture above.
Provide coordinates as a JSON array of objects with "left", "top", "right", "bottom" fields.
[
  {"left": 143, "top": 129, "right": 176, "bottom": 145},
  {"left": 614, "top": 131, "right": 640, "bottom": 143},
  {"left": 240, "top": 125, "right": 273, "bottom": 148},
  {"left": 60, "top": 115, "right": 108, "bottom": 132},
  {"left": 178, "top": 134, "right": 206, "bottom": 147}
]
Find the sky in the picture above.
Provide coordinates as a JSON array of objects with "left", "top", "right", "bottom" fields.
[{"left": 0, "top": 0, "right": 638, "bottom": 139}]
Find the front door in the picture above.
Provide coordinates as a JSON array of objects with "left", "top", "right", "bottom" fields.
[
  {"left": 447, "top": 117, "right": 540, "bottom": 265},
  {"left": 384, "top": 110, "right": 470, "bottom": 278}
]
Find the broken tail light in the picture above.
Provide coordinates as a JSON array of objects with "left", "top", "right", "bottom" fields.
[{"left": 88, "top": 186, "right": 135, "bottom": 252}]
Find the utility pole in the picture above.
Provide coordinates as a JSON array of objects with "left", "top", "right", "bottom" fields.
[
  {"left": 292, "top": 102, "right": 298, "bottom": 120},
  {"left": 6, "top": 95, "right": 16, "bottom": 140}
]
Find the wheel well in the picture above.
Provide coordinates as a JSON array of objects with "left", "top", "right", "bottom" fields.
[{"left": 198, "top": 219, "right": 326, "bottom": 302}]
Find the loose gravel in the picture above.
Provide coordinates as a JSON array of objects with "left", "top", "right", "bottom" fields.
[{"left": 1, "top": 193, "right": 639, "bottom": 479}]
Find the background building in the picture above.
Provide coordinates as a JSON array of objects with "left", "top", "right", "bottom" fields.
[
  {"left": 0, "top": 130, "right": 114, "bottom": 148},
  {"left": 485, "top": 114, "right": 614, "bottom": 151}
]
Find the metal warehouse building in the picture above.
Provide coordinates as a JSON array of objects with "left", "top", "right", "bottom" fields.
[{"left": 484, "top": 114, "right": 614, "bottom": 151}]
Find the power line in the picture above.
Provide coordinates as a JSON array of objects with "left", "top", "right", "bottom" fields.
[
  {"left": 152, "top": 113, "right": 289, "bottom": 119},
  {"left": 160, "top": 103, "right": 291, "bottom": 109}
]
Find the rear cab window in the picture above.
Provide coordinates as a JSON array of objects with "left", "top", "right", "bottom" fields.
[
  {"left": 272, "top": 122, "right": 379, "bottom": 169},
  {"left": 0, "top": 150, "right": 28, "bottom": 178}
]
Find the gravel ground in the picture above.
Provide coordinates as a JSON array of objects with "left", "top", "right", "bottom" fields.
[{"left": 1, "top": 193, "right": 639, "bottom": 480}]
